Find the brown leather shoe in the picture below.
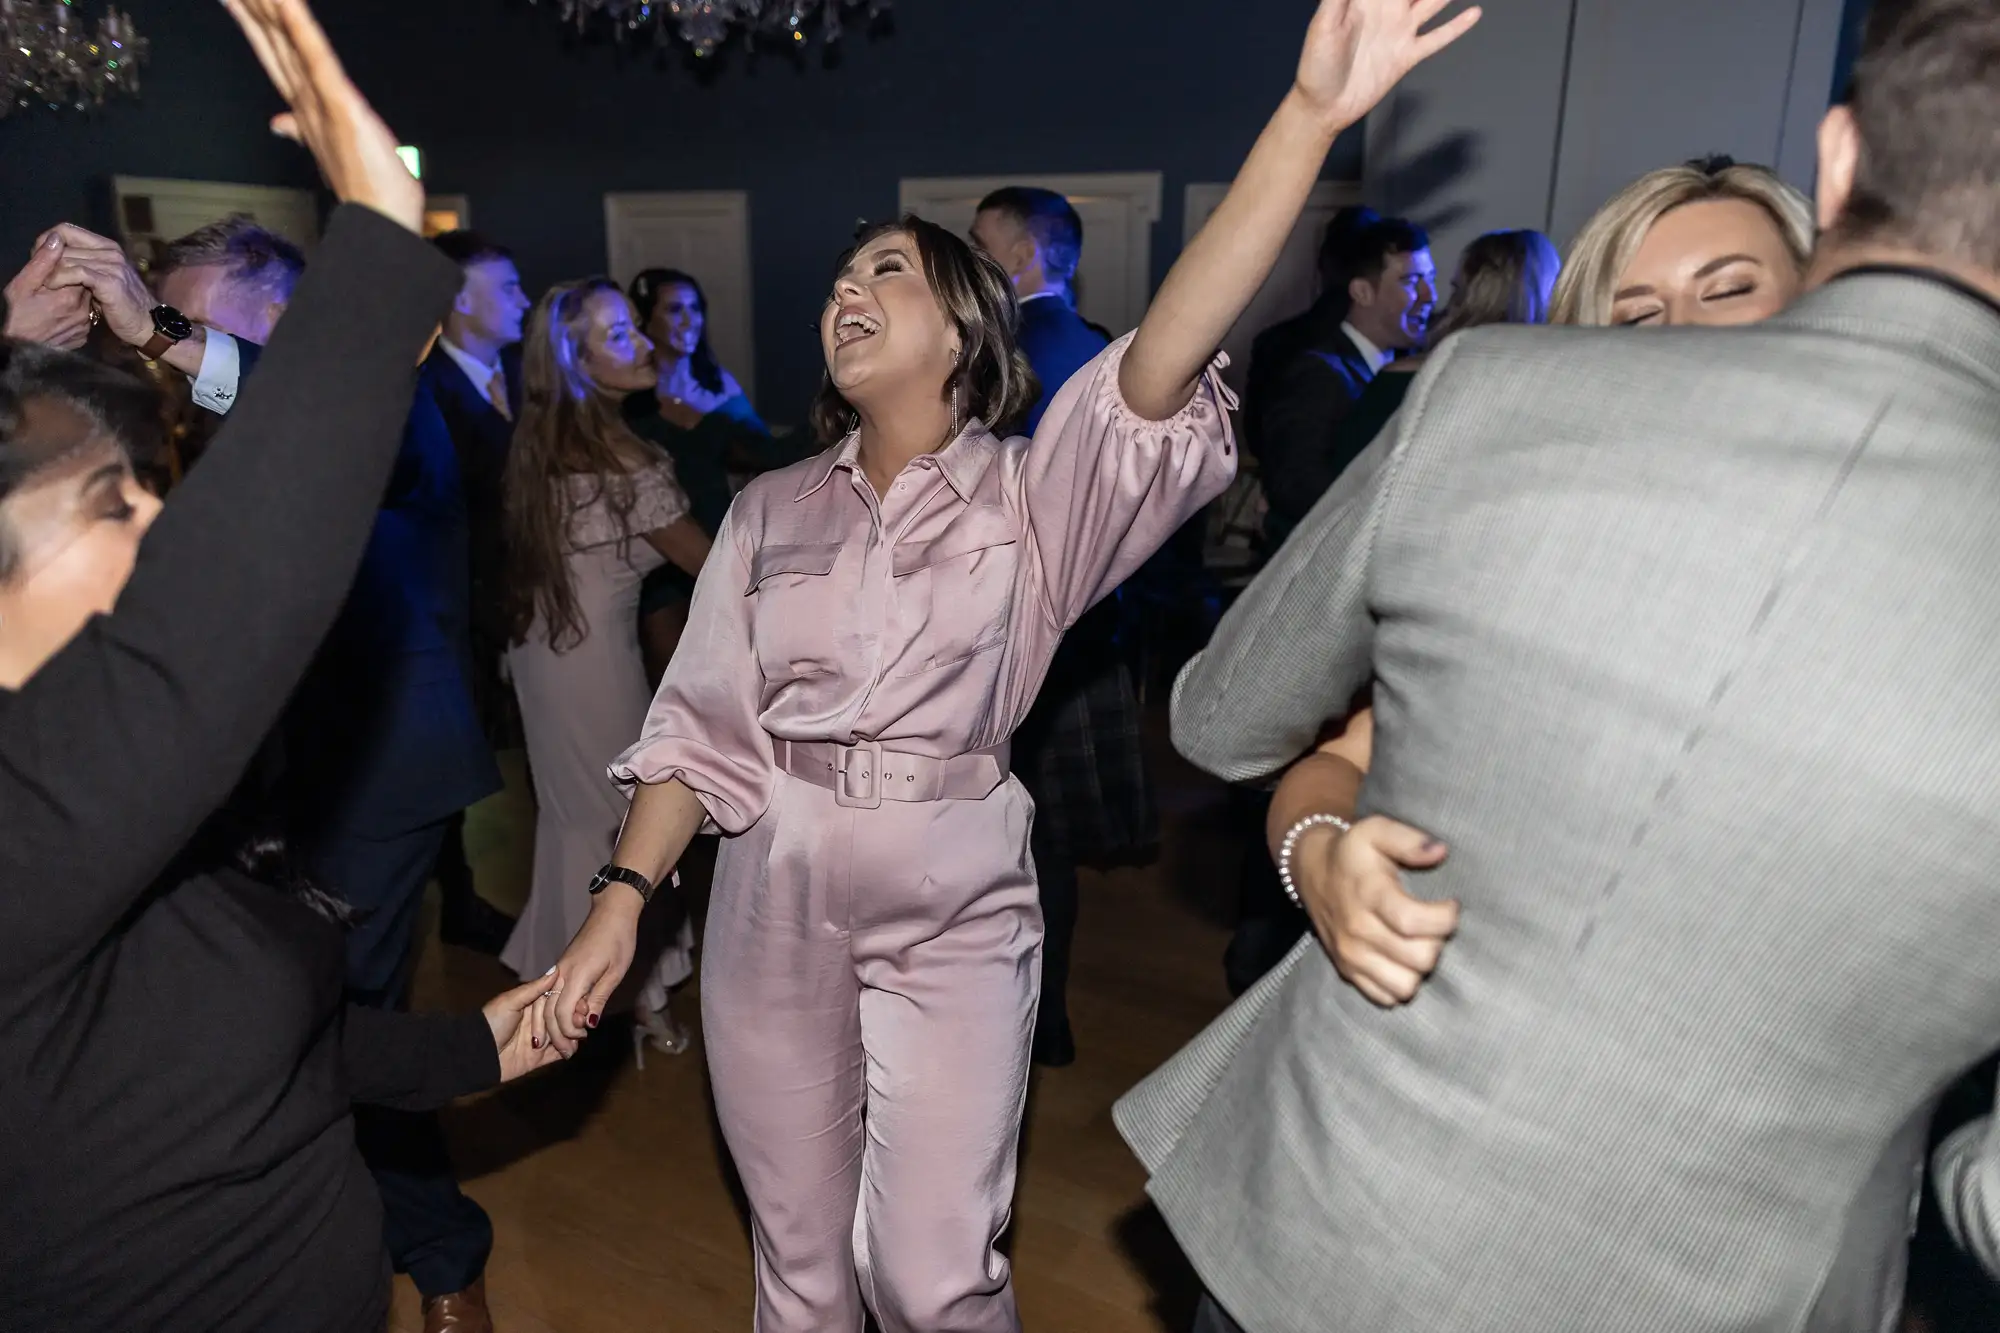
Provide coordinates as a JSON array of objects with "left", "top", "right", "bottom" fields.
[{"left": 421, "top": 1278, "right": 494, "bottom": 1333}]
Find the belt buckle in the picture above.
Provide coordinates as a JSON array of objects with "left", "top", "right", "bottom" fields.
[{"left": 834, "top": 740, "right": 884, "bottom": 810}]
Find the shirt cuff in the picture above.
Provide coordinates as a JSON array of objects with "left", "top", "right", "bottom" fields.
[{"left": 188, "top": 329, "right": 242, "bottom": 416}]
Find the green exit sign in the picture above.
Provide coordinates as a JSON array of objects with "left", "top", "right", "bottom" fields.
[{"left": 396, "top": 146, "right": 423, "bottom": 181}]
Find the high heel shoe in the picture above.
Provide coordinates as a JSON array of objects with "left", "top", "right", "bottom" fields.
[{"left": 631, "top": 1004, "right": 692, "bottom": 1070}]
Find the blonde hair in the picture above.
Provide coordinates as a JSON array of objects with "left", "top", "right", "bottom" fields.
[
  {"left": 1550, "top": 160, "right": 1815, "bottom": 327},
  {"left": 504, "top": 278, "right": 649, "bottom": 651},
  {"left": 1428, "top": 228, "right": 1563, "bottom": 343}
]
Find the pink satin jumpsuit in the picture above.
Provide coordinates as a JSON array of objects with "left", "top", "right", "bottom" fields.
[{"left": 611, "top": 337, "right": 1236, "bottom": 1332}]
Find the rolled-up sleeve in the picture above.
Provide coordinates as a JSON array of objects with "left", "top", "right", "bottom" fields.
[
  {"left": 609, "top": 510, "right": 773, "bottom": 834},
  {"left": 1019, "top": 332, "right": 1238, "bottom": 630},
  {"left": 189, "top": 328, "right": 244, "bottom": 416}
]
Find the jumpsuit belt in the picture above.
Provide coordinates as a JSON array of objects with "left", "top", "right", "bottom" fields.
[{"left": 774, "top": 738, "right": 1010, "bottom": 809}]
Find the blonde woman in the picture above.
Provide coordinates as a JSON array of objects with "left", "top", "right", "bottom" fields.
[
  {"left": 1271, "top": 156, "right": 1816, "bottom": 1007},
  {"left": 501, "top": 278, "right": 710, "bottom": 1059},
  {"left": 1553, "top": 155, "right": 1815, "bottom": 328}
]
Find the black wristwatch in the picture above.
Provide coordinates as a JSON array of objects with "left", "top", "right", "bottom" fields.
[
  {"left": 588, "top": 864, "right": 655, "bottom": 905},
  {"left": 138, "top": 304, "right": 194, "bottom": 361}
]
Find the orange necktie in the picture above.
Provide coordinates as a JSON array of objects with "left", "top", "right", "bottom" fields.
[{"left": 488, "top": 365, "right": 513, "bottom": 422}]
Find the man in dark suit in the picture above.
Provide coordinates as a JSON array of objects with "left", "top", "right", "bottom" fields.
[
  {"left": 1243, "top": 212, "right": 1435, "bottom": 550},
  {"left": 973, "top": 187, "right": 1112, "bottom": 433},
  {"left": 972, "top": 187, "right": 1152, "bottom": 1067},
  {"left": 420, "top": 231, "right": 532, "bottom": 956},
  {"left": 144, "top": 220, "right": 505, "bottom": 1333}
]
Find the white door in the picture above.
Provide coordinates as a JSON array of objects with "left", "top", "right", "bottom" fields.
[
  {"left": 1183, "top": 179, "right": 1363, "bottom": 394},
  {"left": 112, "top": 176, "right": 321, "bottom": 268},
  {"left": 604, "top": 191, "right": 756, "bottom": 404},
  {"left": 897, "top": 172, "right": 1163, "bottom": 339}
]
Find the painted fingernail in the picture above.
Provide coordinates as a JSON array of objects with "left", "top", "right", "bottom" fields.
[
  {"left": 543, "top": 966, "right": 557, "bottom": 976},
  {"left": 586, "top": 1012, "right": 599, "bottom": 1029},
  {"left": 532, "top": 1035, "right": 542, "bottom": 1049}
]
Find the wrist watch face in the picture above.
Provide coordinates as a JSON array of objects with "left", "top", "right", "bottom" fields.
[{"left": 151, "top": 305, "right": 194, "bottom": 343}]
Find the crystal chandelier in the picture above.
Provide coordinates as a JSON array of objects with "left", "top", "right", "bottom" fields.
[
  {"left": 0, "top": 0, "right": 147, "bottom": 116},
  {"left": 541, "top": 0, "right": 890, "bottom": 59}
]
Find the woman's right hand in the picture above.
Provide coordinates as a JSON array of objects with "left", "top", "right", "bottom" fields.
[
  {"left": 1298, "top": 815, "right": 1459, "bottom": 1006},
  {"left": 220, "top": 0, "right": 424, "bottom": 233},
  {"left": 542, "top": 896, "right": 640, "bottom": 1052}
]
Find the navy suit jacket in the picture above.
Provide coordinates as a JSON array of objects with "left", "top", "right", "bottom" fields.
[
  {"left": 234, "top": 338, "right": 500, "bottom": 839},
  {"left": 1242, "top": 296, "right": 1376, "bottom": 543},
  {"left": 1017, "top": 294, "right": 1111, "bottom": 436},
  {"left": 420, "top": 344, "right": 519, "bottom": 663}
]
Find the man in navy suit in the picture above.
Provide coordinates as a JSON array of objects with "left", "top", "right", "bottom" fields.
[
  {"left": 1242, "top": 212, "right": 1435, "bottom": 550},
  {"left": 972, "top": 187, "right": 1113, "bottom": 434},
  {"left": 145, "top": 219, "right": 506, "bottom": 1333},
  {"left": 420, "top": 232, "right": 533, "bottom": 956},
  {"left": 972, "top": 188, "right": 1150, "bottom": 1067}
]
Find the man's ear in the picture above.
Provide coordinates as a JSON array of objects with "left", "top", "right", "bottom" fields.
[{"left": 1815, "top": 104, "right": 1861, "bottom": 234}]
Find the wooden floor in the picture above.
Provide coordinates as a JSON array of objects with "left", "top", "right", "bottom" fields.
[
  {"left": 385, "top": 734, "right": 1997, "bottom": 1332},
  {"left": 388, "top": 736, "right": 1245, "bottom": 1333}
]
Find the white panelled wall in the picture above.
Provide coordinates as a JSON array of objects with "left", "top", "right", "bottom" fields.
[{"left": 1362, "top": 0, "right": 1848, "bottom": 273}]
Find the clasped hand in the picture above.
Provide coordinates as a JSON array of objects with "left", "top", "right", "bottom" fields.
[
  {"left": 538, "top": 892, "right": 642, "bottom": 1059},
  {"left": 1297, "top": 815, "right": 1459, "bottom": 1007}
]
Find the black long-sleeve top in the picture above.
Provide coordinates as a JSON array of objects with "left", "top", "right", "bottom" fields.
[{"left": 0, "top": 207, "right": 501, "bottom": 1333}]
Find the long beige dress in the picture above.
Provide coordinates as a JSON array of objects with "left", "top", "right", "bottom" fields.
[{"left": 501, "top": 460, "right": 695, "bottom": 1005}]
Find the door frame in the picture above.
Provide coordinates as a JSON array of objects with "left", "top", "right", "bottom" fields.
[{"left": 603, "top": 189, "right": 757, "bottom": 401}]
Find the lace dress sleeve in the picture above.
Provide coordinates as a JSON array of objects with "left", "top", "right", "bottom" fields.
[{"left": 567, "top": 459, "right": 693, "bottom": 551}]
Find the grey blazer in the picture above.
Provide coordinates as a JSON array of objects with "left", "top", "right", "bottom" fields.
[{"left": 1118, "top": 271, "right": 2000, "bottom": 1333}]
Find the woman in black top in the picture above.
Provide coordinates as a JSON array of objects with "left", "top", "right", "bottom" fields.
[
  {"left": 624, "top": 268, "right": 814, "bottom": 683},
  {"left": 0, "top": 4, "right": 557, "bottom": 1329}
]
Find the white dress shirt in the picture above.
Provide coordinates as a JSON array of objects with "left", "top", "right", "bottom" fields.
[
  {"left": 188, "top": 330, "right": 243, "bottom": 416},
  {"left": 1339, "top": 319, "right": 1391, "bottom": 373},
  {"left": 439, "top": 337, "right": 507, "bottom": 413}
]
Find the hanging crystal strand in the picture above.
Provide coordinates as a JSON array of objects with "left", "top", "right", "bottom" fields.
[
  {"left": 0, "top": 0, "right": 145, "bottom": 115},
  {"left": 537, "top": 0, "right": 876, "bottom": 56}
]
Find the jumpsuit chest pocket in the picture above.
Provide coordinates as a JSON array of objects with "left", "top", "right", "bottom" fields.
[
  {"left": 889, "top": 506, "right": 1019, "bottom": 677},
  {"left": 747, "top": 542, "right": 844, "bottom": 677}
]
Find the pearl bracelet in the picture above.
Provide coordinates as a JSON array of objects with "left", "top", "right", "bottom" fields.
[{"left": 1278, "top": 813, "right": 1352, "bottom": 909}]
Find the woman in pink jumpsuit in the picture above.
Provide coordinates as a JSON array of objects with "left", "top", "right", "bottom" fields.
[{"left": 543, "top": 6, "right": 1483, "bottom": 1327}]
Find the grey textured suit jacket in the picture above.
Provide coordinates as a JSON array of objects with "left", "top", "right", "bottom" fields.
[{"left": 1118, "top": 271, "right": 2000, "bottom": 1332}]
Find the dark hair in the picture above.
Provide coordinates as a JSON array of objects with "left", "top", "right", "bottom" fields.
[
  {"left": 808, "top": 216, "right": 1040, "bottom": 447},
  {"left": 431, "top": 229, "right": 515, "bottom": 270},
  {"left": 0, "top": 336, "right": 350, "bottom": 924},
  {"left": 154, "top": 215, "right": 306, "bottom": 303},
  {"left": 1427, "top": 228, "right": 1563, "bottom": 343},
  {"left": 975, "top": 187, "right": 1085, "bottom": 287},
  {"left": 1316, "top": 204, "right": 1384, "bottom": 291},
  {"left": 1834, "top": 0, "right": 2000, "bottom": 270},
  {"left": 506, "top": 278, "right": 651, "bottom": 651},
  {"left": 1347, "top": 218, "right": 1433, "bottom": 287},
  {"left": 0, "top": 336, "right": 162, "bottom": 580},
  {"left": 629, "top": 267, "right": 725, "bottom": 398}
]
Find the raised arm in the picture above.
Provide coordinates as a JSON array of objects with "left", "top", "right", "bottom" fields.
[
  {"left": 1119, "top": 0, "right": 1480, "bottom": 421},
  {"left": 0, "top": 0, "right": 450, "bottom": 985}
]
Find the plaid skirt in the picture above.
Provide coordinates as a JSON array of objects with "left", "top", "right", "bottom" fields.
[{"left": 1014, "top": 596, "right": 1157, "bottom": 865}]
